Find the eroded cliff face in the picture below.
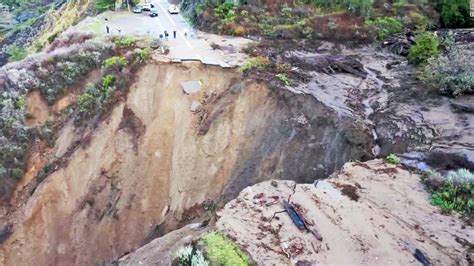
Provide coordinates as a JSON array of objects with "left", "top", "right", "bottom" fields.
[{"left": 0, "top": 61, "right": 373, "bottom": 265}]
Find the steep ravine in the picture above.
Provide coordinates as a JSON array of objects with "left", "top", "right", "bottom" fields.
[{"left": 0, "top": 61, "right": 373, "bottom": 265}]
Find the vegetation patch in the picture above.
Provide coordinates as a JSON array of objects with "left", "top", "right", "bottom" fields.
[
  {"left": 7, "top": 44, "right": 27, "bottom": 62},
  {"left": 113, "top": 36, "right": 138, "bottom": 48},
  {"left": 104, "top": 56, "right": 128, "bottom": 68},
  {"left": 425, "top": 169, "right": 473, "bottom": 215},
  {"left": 386, "top": 154, "right": 401, "bottom": 165},
  {"left": 365, "top": 17, "right": 403, "bottom": 40},
  {"left": 134, "top": 48, "right": 151, "bottom": 63},
  {"left": 438, "top": 0, "right": 474, "bottom": 28},
  {"left": 95, "top": 0, "right": 115, "bottom": 12},
  {"left": 200, "top": 231, "right": 250, "bottom": 266},
  {"left": 408, "top": 32, "right": 440, "bottom": 65},
  {"left": 276, "top": 73, "right": 291, "bottom": 86},
  {"left": 422, "top": 40, "right": 473, "bottom": 97},
  {"left": 239, "top": 56, "right": 271, "bottom": 73},
  {"left": 78, "top": 75, "right": 116, "bottom": 116},
  {"left": 37, "top": 46, "right": 107, "bottom": 104}
]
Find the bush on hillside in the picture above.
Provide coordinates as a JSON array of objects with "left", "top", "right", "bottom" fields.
[
  {"left": 311, "top": 0, "right": 375, "bottom": 18},
  {"left": 7, "top": 44, "right": 27, "bottom": 62},
  {"left": 214, "top": 2, "right": 236, "bottom": 23},
  {"left": 422, "top": 42, "right": 474, "bottom": 97},
  {"left": 366, "top": 17, "right": 403, "bottom": 40},
  {"left": 408, "top": 32, "right": 440, "bottom": 65},
  {"left": 427, "top": 169, "right": 474, "bottom": 214},
  {"left": 239, "top": 57, "right": 271, "bottom": 72},
  {"left": 113, "top": 36, "right": 137, "bottom": 48},
  {"left": 103, "top": 56, "right": 128, "bottom": 69},
  {"left": 95, "top": 0, "right": 115, "bottom": 12},
  {"left": 78, "top": 75, "right": 116, "bottom": 116},
  {"left": 386, "top": 154, "right": 401, "bottom": 165},
  {"left": 438, "top": 0, "right": 474, "bottom": 28}
]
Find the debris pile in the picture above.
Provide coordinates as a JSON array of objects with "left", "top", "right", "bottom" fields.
[{"left": 215, "top": 160, "right": 472, "bottom": 265}]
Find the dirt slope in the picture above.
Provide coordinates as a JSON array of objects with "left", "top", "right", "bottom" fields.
[
  {"left": 216, "top": 160, "right": 473, "bottom": 265},
  {"left": 0, "top": 61, "right": 372, "bottom": 265}
]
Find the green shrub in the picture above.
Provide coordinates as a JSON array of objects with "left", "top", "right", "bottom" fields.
[
  {"left": 431, "top": 169, "right": 473, "bottom": 214},
  {"left": 281, "top": 4, "right": 293, "bottom": 19},
  {"left": 311, "top": 0, "right": 375, "bottom": 18},
  {"left": 95, "top": 0, "right": 115, "bottom": 12},
  {"left": 386, "top": 153, "right": 401, "bottom": 165},
  {"left": 14, "top": 95, "right": 26, "bottom": 110},
  {"left": 422, "top": 42, "right": 474, "bottom": 97},
  {"left": 408, "top": 32, "right": 440, "bottom": 65},
  {"left": 214, "top": 3, "right": 237, "bottom": 23},
  {"left": 11, "top": 168, "right": 24, "bottom": 180},
  {"left": 104, "top": 56, "right": 128, "bottom": 68},
  {"left": 200, "top": 231, "right": 250, "bottom": 266},
  {"left": 239, "top": 57, "right": 271, "bottom": 72},
  {"left": 438, "top": 0, "right": 474, "bottom": 28},
  {"left": 135, "top": 48, "right": 151, "bottom": 63},
  {"left": 366, "top": 17, "right": 403, "bottom": 40},
  {"left": 7, "top": 44, "right": 27, "bottom": 62},
  {"left": 78, "top": 75, "right": 116, "bottom": 115},
  {"left": 78, "top": 90, "right": 98, "bottom": 115},
  {"left": 406, "top": 10, "right": 430, "bottom": 31},
  {"left": 114, "top": 36, "right": 137, "bottom": 47},
  {"left": 276, "top": 73, "right": 291, "bottom": 86}
]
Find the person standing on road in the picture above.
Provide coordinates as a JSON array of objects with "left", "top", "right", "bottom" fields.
[
  {"left": 173, "top": 30, "right": 176, "bottom": 39},
  {"left": 106, "top": 25, "right": 109, "bottom": 34},
  {"left": 164, "top": 30, "right": 169, "bottom": 39}
]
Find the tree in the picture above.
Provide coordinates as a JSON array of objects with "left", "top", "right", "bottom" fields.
[{"left": 95, "top": 0, "right": 115, "bottom": 12}]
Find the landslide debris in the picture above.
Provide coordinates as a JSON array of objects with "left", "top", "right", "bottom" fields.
[{"left": 215, "top": 160, "right": 473, "bottom": 265}]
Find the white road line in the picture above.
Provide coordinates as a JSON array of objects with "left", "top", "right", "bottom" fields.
[
  {"left": 156, "top": 2, "right": 177, "bottom": 27},
  {"left": 155, "top": 1, "right": 203, "bottom": 61}
]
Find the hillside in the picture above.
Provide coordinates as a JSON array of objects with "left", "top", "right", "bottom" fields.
[{"left": 0, "top": 0, "right": 473, "bottom": 265}]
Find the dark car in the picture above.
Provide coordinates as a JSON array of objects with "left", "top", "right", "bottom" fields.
[{"left": 149, "top": 8, "right": 158, "bottom": 17}]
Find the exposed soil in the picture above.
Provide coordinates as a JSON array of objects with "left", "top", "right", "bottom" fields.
[
  {"left": 216, "top": 160, "right": 473, "bottom": 265},
  {"left": 0, "top": 59, "right": 374, "bottom": 265},
  {"left": 25, "top": 91, "right": 50, "bottom": 127}
]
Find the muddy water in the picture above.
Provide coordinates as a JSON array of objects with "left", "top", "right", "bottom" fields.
[
  {"left": 0, "top": 62, "right": 373, "bottom": 265},
  {"left": 361, "top": 67, "right": 386, "bottom": 157}
]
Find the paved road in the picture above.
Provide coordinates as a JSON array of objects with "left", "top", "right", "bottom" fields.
[
  {"left": 70, "top": 1, "right": 240, "bottom": 66},
  {"left": 149, "top": 0, "right": 206, "bottom": 61}
]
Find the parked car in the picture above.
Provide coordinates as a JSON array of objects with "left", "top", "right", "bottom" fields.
[
  {"left": 168, "top": 5, "right": 179, "bottom": 14},
  {"left": 133, "top": 5, "right": 143, "bottom": 13},
  {"left": 149, "top": 8, "right": 158, "bottom": 17},
  {"left": 142, "top": 3, "right": 154, "bottom": 11}
]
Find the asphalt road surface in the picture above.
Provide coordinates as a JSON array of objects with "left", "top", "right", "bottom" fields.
[{"left": 70, "top": 0, "right": 233, "bottom": 66}]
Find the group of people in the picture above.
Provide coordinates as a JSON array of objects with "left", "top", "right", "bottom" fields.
[
  {"left": 106, "top": 25, "right": 189, "bottom": 40},
  {"left": 162, "top": 30, "right": 177, "bottom": 39}
]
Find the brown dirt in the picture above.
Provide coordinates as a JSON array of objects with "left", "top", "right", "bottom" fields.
[{"left": 25, "top": 91, "right": 50, "bottom": 127}]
